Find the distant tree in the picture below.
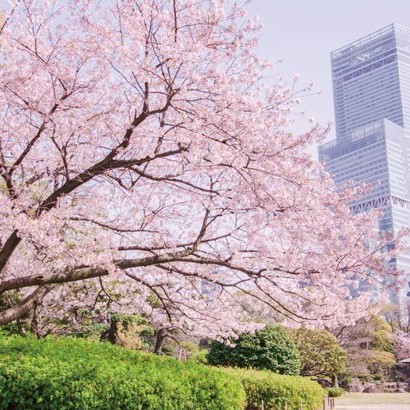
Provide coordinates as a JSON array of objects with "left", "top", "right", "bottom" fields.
[
  {"left": 366, "top": 350, "right": 396, "bottom": 375},
  {"left": 371, "top": 317, "right": 395, "bottom": 352},
  {"left": 331, "top": 315, "right": 395, "bottom": 380},
  {"left": 290, "top": 327, "right": 346, "bottom": 386},
  {"left": 383, "top": 305, "right": 410, "bottom": 334},
  {"left": 207, "top": 325, "right": 300, "bottom": 375},
  {"left": 394, "top": 330, "right": 410, "bottom": 361}
]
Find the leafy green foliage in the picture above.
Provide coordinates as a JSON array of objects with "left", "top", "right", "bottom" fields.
[
  {"left": 207, "top": 325, "right": 300, "bottom": 375},
  {"left": 326, "top": 387, "right": 344, "bottom": 397},
  {"left": 189, "top": 348, "right": 208, "bottom": 364},
  {"left": 0, "top": 335, "right": 245, "bottom": 410},
  {"left": 0, "top": 291, "right": 21, "bottom": 311},
  {"left": 0, "top": 292, "right": 29, "bottom": 336},
  {"left": 0, "top": 322, "right": 27, "bottom": 336},
  {"left": 74, "top": 323, "right": 110, "bottom": 340},
  {"left": 289, "top": 327, "right": 346, "bottom": 377},
  {"left": 370, "top": 317, "right": 394, "bottom": 352},
  {"left": 225, "top": 368, "right": 325, "bottom": 410},
  {"left": 366, "top": 350, "right": 396, "bottom": 374}
]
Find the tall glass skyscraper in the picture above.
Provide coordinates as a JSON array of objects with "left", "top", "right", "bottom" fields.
[{"left": 319, "top": 23, "right": 410, "bottom": 317}]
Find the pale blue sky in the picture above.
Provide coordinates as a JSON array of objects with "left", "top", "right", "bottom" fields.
[{"left": 245, "top": 0, "right": 410, "bottom": 143}]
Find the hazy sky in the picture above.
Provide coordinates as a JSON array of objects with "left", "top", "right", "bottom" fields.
[{"left": 245, "top": 0, "right": 410, "bottom": 144}]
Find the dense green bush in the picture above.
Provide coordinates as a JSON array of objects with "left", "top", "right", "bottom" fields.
[
  {"left": 326, "top": 387, "right": 344, "bottom": 397},
  {"left": 0, "top": 335, "right": 245, "bottom": 410},
  {"left": 227, "top": 368, "right": 325, "bottom": 410},
  {"left": 288, "top": 327, "right": 346, "bottom": 379},
  {"left": 207, "top": 325, "right": 300, "bottom": 375}
]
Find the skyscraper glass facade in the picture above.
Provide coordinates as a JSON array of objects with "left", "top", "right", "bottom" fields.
[
  {"left": 331, "top": 24, "right": 410, "bottom": 142},
  {"left": 319, "top": 23, "right": 410, "bottom": 316}
]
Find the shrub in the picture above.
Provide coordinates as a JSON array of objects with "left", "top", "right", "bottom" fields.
[
  {"left": 326, "top": 387, "right": 344, "bottom": 397},
  {"left": 226, "top": 368, "right": 325, "bottom": 410},
  {"left": 372, "top": 373, "right": 383, "bottom": 381},
  {"left": 288, "top": 327, "right": 346, "bottom": 379},
  {"left": 0, "top": 335, "right": 245, "bottom": 410},
  {"left": 189, "top": 348, "right": 209, "bottom": 364},
  {"left": 207, "top": 325, "right": 300, "bottom": 375}
]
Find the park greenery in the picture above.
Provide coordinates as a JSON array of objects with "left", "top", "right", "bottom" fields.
[
  {"left": 0, "top": 335, "right": 326, "bottom": 410},
  {"left": 207, "top": 326, "right": 300, "bottom": 375},
  {"left": 289, "top": 327, "right": 347, "bottom": 386},
  {"left": 1, "top": 311, "right": 410, "bottom": 407},
  {"left": 0, "top": 335, "right": 246, "bottom": 410},
  {"left": 225, "top": 368, "right": 325, "bottom": 410},
  {"left": 333, "top": 315, "right": 399, "bottom": 383}
]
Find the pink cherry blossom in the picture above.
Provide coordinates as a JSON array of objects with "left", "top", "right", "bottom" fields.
[{"left": 0, "top": 0, "right": 406, "bottom": 339}]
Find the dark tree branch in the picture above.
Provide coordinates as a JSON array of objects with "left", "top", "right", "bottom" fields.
[
  {"left": 0, "top": 285, "right": 53, "bottom": 325},
  {"left": 37, "top": 146, "right": 187, "bottom": 215},
  {"left": 0, "top": 243, "right": 200, "bottom": 295},
  {"left": 0, "top": 230, "right": 21, "bottom": 274}
]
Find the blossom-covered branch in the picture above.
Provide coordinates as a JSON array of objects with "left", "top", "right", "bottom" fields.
[{"left": 0, "top": 0, "right": 404, "bottom": 338}]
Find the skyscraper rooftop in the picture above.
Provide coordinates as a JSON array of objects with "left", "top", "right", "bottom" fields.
[
  {"left": 331, "top": 23, "right": 410, "bottom": 143},
  {"left": 331, "top": 23, "right": 409, "bottom": 58}
]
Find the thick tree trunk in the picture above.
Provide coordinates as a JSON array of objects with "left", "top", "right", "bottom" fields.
[
  {"left": 154, "top": 328, "right": 167, "bottom": 354},
  {"left": 331, "top": 373, "right": 339, "bottom": 388}
]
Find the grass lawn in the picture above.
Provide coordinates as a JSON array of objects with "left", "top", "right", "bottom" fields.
[{"left": 335, "top": 392, "right": 410, "bottom": 409}]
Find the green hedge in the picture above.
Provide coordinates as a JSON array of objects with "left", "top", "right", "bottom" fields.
[
  {"left": 226, "top": 368, "right": 325, "bottom": 410},
  {"left": 0, "top": 335, "right": 245, "bottom": 410}
]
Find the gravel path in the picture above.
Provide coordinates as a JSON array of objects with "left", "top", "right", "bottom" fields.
[
  {"left": 334, "top": 393, "right": 410, "bottom": 410},
  {"left": 336, "top": 405, "right": 410, "bottom": 410}
]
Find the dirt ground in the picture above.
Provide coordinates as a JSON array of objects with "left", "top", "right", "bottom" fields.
[{"left": 334, "top": 393, "right": 410, "bottom": 410}]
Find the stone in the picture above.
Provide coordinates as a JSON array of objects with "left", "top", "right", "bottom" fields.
[
  {"left": 363, "top": 385, "right": 382, "bottom": 393},
  {"left": 348, "top": 378, "right": 364, "bottom": 393}
]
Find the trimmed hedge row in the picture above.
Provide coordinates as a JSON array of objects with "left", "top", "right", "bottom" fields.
[
  {"left": 0, "top": 335, "right": 325, "bottom": 410},
  {"left": 0, "top": 336, "right": 245, "bottom": 410},
  {"left": 225, "top": 368, "right": 325, "bottom": 410}
]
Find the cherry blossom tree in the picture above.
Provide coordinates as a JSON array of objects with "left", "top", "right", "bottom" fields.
[
  {"left": 0, "top": 0, "right": 403, "bottom": 339},
  {"left": 394, "top": 331, "right": 410, "bottom": 360}
]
